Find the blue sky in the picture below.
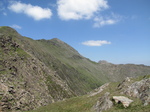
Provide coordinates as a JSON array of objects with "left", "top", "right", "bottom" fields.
[{"left": 0, "top": 0, "right": 150, "bottom": 65}]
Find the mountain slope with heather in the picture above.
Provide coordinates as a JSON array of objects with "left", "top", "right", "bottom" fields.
[{"left": 0, "top": 26, "right": 150, "bottom": 111}]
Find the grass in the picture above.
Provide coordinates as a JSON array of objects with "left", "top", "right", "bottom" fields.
[{"left": 28, "top": 95, "right": 97, "bottom": 112}]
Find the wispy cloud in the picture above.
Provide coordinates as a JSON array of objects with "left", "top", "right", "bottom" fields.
[
  {"left": 93, "top": 13, "right": 122, "bottom": 27},
  {"left": 131, "top": 15, "right": 137, "bottom": 20},
  {"left": 82, "top": 40, "right": 111, "bottom": 46},
  {"left": 10, "top": 24, "right": 22, "bottom": 29},
  {"left": 57, "top": 0, "right": 109, "bottom": 20},
  {"left": 3, "top": 12, "right": 7, "bottom": 16},
  {"left": 0, "top": 1, "right": 5, "bottom": 11},
  {"left": 8, "top": 1, "right": 52, "bottom": 20},
  {"left": 93, "top": 17, "right": 117, "bottom": 27}
]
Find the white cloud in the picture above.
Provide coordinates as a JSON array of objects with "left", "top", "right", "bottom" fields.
[
  {"left": 93, "top": 13, "right": 122, "bottom": 27},
  {"left": 10, "top": 24, "right": 22, "bottom": 29},
  {"left": 82, "top": 40, "right": 111, "bottom": 46},
  {"left": 93, "top": 17, "right": 117, "bottom": 27},
  {"left": 57, "top": 0, "right": 109, "bottom": 20},
  {"left": 8, "top": 1, "right": 52, "bottom": 20}
]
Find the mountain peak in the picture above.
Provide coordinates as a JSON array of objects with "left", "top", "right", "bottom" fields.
[
  {"left": 0, "top": 26, "right": 20, "bottom": 36},
  {"left": 0, "top": 26, "right": 16, "bottom": 31}
]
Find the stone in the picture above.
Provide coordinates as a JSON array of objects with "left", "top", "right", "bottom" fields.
[
  {"left": 124, "top": 78, "right": 150, "bottom": 106},
  {"left": 88, "top": 83, "right": 109, "bottom": 97},
  {"left": 0, "top": 83, "right": 8, "bottom": 93},
  {"left": 113, "top": 96, "right": 133, "bottom": 108},
  {"left": 118, "top": 77, "right": 131, "bottom": 90},
  {"left": 93, "top": 92, "right": 113, "bottom": 112}
]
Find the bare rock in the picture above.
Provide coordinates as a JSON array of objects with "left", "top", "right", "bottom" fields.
[
  {"left": 0, "top": 83, "right": 8, "bottom": 94},
  {"left": 124, "top": 78, "right": 150, "bottom": 105},
  {"left": 93, "top": 92, "right": 113, "bottom": 112},
  {"left": 118, "top": 77, "right": 131, "bottom": 90},
  {"left": 113, "top": 96, "right": 133, "bottom": 108},
  {"left": 88, "top": 83, "right": 109, "bottom": 97}
]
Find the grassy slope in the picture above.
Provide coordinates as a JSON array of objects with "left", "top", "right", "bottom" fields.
[
  {"left": 29, "top": 75, "right": 150, "bottom": 112},
  {"left": 20, "top": 38, "right": 107, "bottom": 95},
  {"left": 36, "top": 39, "right": 108, "bottom": 92},
  {"left": 0, "top": 26, "right": 108, "bottom": 95}
]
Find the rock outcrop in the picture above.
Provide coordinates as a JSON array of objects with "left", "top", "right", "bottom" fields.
[
  {"left": 88, "top": 83, "right": 109, "bottom": 97},
  {"left": 117, "top": 77, "right": 131, "bottom": 90},
  {"left": 93, "top": 76, "right": 150, "bottom": 112},
  {"left": 124, "top": 78, "right": 150, "bottom": 106},
  {"left": 93, "top": 92, "right": 113, "bottom": 112}
]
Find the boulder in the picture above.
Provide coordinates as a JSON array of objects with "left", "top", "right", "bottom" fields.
[{"left": 113, "top": 96, "right": 133, "bottom": 108}]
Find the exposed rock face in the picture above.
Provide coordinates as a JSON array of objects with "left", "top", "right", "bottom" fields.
[
  {"left": 93, "top": 92, "right": 113, "bottom": 112},
  {"left": 113, "top": 96, "right": 133, "bottom": 108},
  {"left": 124, "top": 78, "right": 150, "bottom": 106},
  {"left": 117, "top": 77, "right": 132, "bottom": 92}
]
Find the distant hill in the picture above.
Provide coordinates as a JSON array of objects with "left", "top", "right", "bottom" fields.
[
  {"left": 0, "top": 26, "right": 150, "bottom": 111},
  {"left": 98, "top": 60, "right": 150, "bottom": 82}
]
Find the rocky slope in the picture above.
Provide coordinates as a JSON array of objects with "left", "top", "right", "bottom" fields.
[
  {"left": 0, "top": 28, "right": 74, "bottom": 111},
  {"left": 93, "top": 75, "right": 150, "bottom": 112},
  {"left": 0, "top": 26, "right": 150, "bottom": 111}
]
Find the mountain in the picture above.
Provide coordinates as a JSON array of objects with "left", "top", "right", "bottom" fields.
[{"left": 0, "top": 26, "right": 150, "bottom": 111}]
